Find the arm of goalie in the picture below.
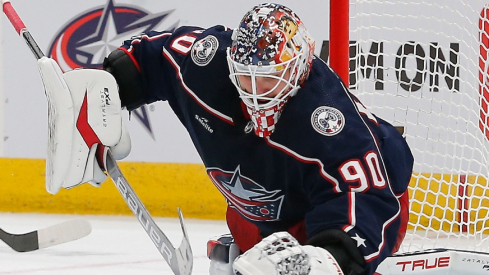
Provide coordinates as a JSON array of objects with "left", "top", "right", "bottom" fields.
[
  {"left": 38, "top": 57, "right": 131, "bottom": 194},
  {"left": 233, "top": 232, "right": 344, "bottom": 275}
]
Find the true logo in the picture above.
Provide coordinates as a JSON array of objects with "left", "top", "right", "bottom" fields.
[{"left": 311, "top": 106, "right": 345, "bottom": 136}]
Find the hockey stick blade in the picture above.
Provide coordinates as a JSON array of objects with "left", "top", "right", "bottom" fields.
[
  {"left": 0, "top": 219, "right": 91, "bottom": 252},
  {"left": 105, "top": 151, "right": 193, "bottom": 275}
]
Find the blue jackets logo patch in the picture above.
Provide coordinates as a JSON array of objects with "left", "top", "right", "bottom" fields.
[
  {"left": 207, "top": 166, "right": 284, "bottom": 221},
  {"left": 311, "top": 106, "right": 345, "bottom": 136},
  {"left": 191, "top": 35, "right": 219, "bottom": 66}
]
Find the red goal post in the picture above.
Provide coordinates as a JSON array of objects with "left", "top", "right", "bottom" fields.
[
  {"left": 329, "top": 0, "right": 349, "bottom": 85},
  {"left": 328, "top": 0, "right": 489, "bottom": 256}
]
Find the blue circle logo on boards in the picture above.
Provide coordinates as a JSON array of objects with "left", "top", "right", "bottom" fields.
[{"left": 48, "top": 0, "right": 175, "bottom": 71}]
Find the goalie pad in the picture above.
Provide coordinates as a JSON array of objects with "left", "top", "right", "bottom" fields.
[
  {"left": 39, "top": 57, "right": 75, "bottom": 194},
  {"left": 233, "top": 232, "right": 344, "bottom": 275},
  {"left": 38, "top": 57, "right": 131, "bottom": 194}
]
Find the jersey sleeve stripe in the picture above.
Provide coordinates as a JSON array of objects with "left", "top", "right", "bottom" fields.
[
  {"left": 364, "top": 206, "right": 401, "bottom": 262},
  {"left": 342, "top": 191, "right": 356, "bottom": 233},
  {"left": 265, "top": 137, "right": 342, "bottom": 193},
  {"left": 338, "top": 80, "right": 405, "bottom": 262},
  {"left": 162, "top": 48, "right": 235, "bottom": 125},
  {"left": 118, "top": 47, "right": 141, "bottom": 72}
]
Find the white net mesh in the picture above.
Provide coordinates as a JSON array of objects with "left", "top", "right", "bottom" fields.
[{"left": 348, "top": 0, "right": 489, "bottom": 252}]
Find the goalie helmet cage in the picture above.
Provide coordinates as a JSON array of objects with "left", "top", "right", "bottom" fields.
[{"left": 329, "top": 0, "right": 489, "bottom": 253}]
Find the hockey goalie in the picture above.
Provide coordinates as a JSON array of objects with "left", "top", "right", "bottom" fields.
[{"left": 42, "top": 3, "right": 413, "bottom": 275}]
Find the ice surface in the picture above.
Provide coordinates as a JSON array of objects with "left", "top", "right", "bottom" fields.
[{"left": 0, "top": 212, "right": 228, "bottom": 274}]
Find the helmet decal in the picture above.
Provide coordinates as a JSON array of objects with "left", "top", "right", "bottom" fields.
[
  {"left": 230, "top": 3, "right": 314, "bottom": 76},
  {"left": 227, "top": 3, "right": 315, "bottom": 138},
  {"left": 233, "top": 8, "right": 298, "bottom": 65}
]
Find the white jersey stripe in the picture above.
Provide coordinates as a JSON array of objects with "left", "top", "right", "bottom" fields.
[
  {"left": 338, "top": 78, "right": 401, "bottom": 262},
  {"left": 343, "top": 191, "right": 356, "bottom": 233},
  {"left": 162, "top": 48, "right": 234, "bottom": 125},
  {"left": 265, "top": 137, "right": 342, "bottom": 193}
]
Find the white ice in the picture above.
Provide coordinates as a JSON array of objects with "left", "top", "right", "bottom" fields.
[{"left": 0, "top": 212, "right": 229, "bottom": 274}]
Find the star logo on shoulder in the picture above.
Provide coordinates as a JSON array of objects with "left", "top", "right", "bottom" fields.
[{"left": 352, "top": 233, "right": 367, "bottom": 247}]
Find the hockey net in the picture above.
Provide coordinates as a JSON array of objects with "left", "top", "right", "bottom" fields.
[{"left": 341, "top": 0, "right": 489, "bottom": 253}]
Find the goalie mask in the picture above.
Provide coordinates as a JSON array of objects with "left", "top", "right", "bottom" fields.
[{"left": 227, "top": 3, "right": 315, "bottom": 138}]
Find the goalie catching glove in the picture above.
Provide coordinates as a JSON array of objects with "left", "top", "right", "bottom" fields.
[
  {"left": 233, "top": 232, "right": 344, "bottom": 275},
  {"left": 38, "top": 57, "right": 130, "bottom": 194}
]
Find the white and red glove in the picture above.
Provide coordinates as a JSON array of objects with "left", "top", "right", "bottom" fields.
[
  {"left": 233, "top": 232, "right": 344, "bottom": 275},
  {"left": 38, "top": 57, "right": 130, "bottom": 194}
]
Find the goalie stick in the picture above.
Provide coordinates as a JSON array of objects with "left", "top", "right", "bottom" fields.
[
  {"left": 106, "top": 151, "right": 192, "bottom": 275},
  {"left": 2, "top": 1, "right": 193, "bottom": 274},
  {"left": 0, "top": 219, "right": 91, "bottom": 252},
  {"left": 376, "top": 248, "right": 489, "bottom": 274}
]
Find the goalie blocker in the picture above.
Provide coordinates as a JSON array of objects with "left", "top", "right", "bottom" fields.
[{"left": 38, "top": 57, "right": 131, "bottom": 194}]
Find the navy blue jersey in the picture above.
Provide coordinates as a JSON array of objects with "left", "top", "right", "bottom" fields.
[{"left": 118, "top": 25, "right": 414, "bottom": 273}]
